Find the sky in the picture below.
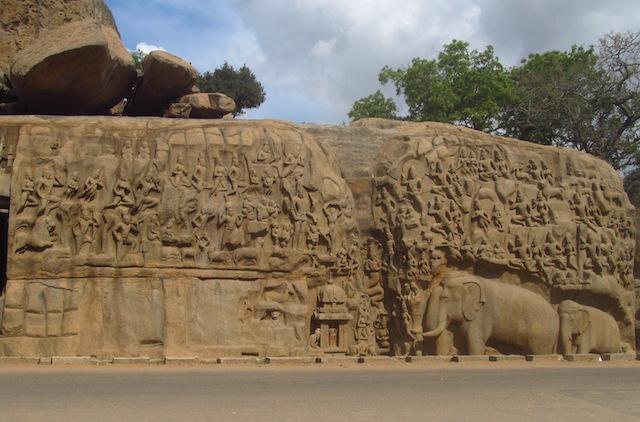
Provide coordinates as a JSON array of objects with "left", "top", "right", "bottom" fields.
[{"left": 106, "top": 0, "right": 640, "bottom": 124}]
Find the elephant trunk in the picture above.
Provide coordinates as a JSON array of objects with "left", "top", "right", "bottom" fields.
[{"left": 421, "top": 303, "right": 447, "bottom": 338}]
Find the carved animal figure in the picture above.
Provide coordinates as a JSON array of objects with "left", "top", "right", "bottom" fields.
[
  {"left": 417, "top": 272, "right": 558, "bottom": 355},
  {"left": 558, "top": 300, "right": 626, "bottom": 354}
]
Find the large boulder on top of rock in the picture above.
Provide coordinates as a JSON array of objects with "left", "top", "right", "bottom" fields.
[
  {"left": 9, "top": 20, "right": 136, "bottom": 114},
  {"left": 178, "top": 92, "right": 236, "bottom": 118},
  {"left": 0, "top": 0, "right": 118, "bottom": 75},
  {"left": 126, "top": 50, "right": 199, "bottom": 116}
]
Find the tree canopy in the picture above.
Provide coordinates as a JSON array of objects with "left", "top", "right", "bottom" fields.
[
  {"left": 348, "top": 90, "right": 397, "bottom": 121},
  {"left": 196, "top": 63, "right": 266, "bottom": 115}
]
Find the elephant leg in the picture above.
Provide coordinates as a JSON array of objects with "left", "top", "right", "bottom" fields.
[
  {"left": 435, "top": 329, "right": 454, "bottom": 355},
  {"left": 466, "top": 329, "right": 486, "bottom": 355},
  {"left": 576, "top": 335, "right": 590, "bottom": 354}
]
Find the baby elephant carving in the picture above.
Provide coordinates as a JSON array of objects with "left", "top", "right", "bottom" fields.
[{"left": 558, "top": 300, "right": 626, "bottom": 354}]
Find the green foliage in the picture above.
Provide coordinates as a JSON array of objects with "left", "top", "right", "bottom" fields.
[
  {"left": 348, "top": 90, "right": 397, "bottom": 121},
  {"left": 503, "top": 32, "right": 640, "bottom": 171},
  {"left": 196, "top": 63, "right": 266, "bottom": 115},
  {"left": 377, "top": 40, "right": 513, "bottom": 131},
  {"left": 131, "top": 49, "right": 147, "bottom": 70}
]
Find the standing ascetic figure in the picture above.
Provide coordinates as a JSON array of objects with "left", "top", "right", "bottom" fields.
[{"left": 372, "top": 123, "right": 635, "bottom": 356}]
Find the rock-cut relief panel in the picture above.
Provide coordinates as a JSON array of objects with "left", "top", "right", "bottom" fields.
[
  {"left": 372, "top": 130, "right": 636, "bottom": 356},
  {"left": 3, "top": 121, "right": 378, "bottom": 356}
]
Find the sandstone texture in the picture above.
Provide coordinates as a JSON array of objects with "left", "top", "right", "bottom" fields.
[
  {"left": 0, "top": 116, "right": 634, "bottom": 359},
  {"left": 0, "top": 0, "right": 118, "bottom": 74},
  {"left": 9, "top": 21, "right": 136, "bottom": 114},
  {"left": 126, "top": 51, "right": 199, "bottom": 116},
  {"left": 179, "top": 93, "right": 236, "bottom": 119}
]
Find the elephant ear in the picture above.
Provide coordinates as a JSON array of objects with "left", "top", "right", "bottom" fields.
[
  {"left": 574, "top": 309, "right": 590, "bottom": 335},
  {"left": 462, "top": 281, "right": 486, "bottom": 321}
]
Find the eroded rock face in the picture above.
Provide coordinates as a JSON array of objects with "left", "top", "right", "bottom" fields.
[
  {"left": 0, "top": 0, "right": 118, "bottom": 74},
  {"left": 178, "top": 93, "right": 236, "bottom": 119},
  {"left": 0, "top": 116, "right": 369, "bottom": 358},
  {"left": 0, "top": 117, "right": 635, "bottom": 358},
  {"left": 126, "top": 51, "right": 199, "bottom": 116},
  {"left": 368, "top": 122, "right": 635, "bottom": 355},
  {"left": 9, "top": 21, "right": 136, "bottom": 114}
]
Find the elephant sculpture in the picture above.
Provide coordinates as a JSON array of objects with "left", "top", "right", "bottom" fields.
[
  {"left": 416, "top": 272, "right": 558, "bottom": 355},
  {"left": 558, "top": 300, "right": 626, "bottom": 354}
]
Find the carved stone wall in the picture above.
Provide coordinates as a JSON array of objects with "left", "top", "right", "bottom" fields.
[
  {"left": 0, "top": 117, "right": 635, "bottom": 358},
  {"left": 370, "top": 122, "right": 635, "bottom": 355},
  {"left": 0, "top": 116, "right": 374, "bottom": 358}
]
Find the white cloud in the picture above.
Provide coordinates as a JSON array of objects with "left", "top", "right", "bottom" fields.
[
  {"left": 134, "top": 42, "right": 167, "bottom": 54},
  {"left": 111, "top": 0, "right": 640, "bottom": 123}
]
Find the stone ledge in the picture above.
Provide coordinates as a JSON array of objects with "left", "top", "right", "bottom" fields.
[
  {"left": 601, "top": 353, "right": 634, "bottom": 361},
  {"left": 452, "top": 355, "right": 490, "bottom": 362},
  {"left": 112, "top": 357, "right": 151, "bottom": 365},
  {"left": 564, "top": 354, "right": 601, "bottom": 362},
  {"left": 216, "top": 357, "right": 262, "bottom": 364},
  {"left": 164, "top": 357, "right": 199, "bottom": 365},
  {"left": 400, "top": 355, "right": 453, "bottom": 363},
  {"left": 525, "top": 354, "right": 563, "bottom": 362},
  {"left": 51, "top": 356, "right": 93, "bottom": 365},
  {"left": 0, "top": 356, "right": 39, "bottom": 364},
  {"left": 489, "top": 355, "right": 526, "bottom": 362},
  {"left": 263, "top": 357, "right": 317, "bottom": 364}
]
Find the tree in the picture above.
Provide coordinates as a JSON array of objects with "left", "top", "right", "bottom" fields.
[
  {"left": 371, "top": 40, "right": 513, "bottom": 131},
  {"left": 503, "top": 32, "right": 640, "bottom": 171},
  {"left": 131, "top": 49, "right": 146, "bottom": 71},
  {"left": 348, "top": 90, "right": 397, "bottom": 121},
  {"left": 196, "top": 63, "right": 266, "bottom": 115}
]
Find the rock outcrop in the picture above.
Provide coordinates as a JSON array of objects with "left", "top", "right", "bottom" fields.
[
  {"left": 0, "top": 0, "right": 118, "bottom": 74},
  {"left": 126, "top": 50, "right": 199, "bottom": 116},
  {"left": 9, "top": 21, "right": 136, "bottom": 114},
  {"left": 177, "top": 93, "right": 236, "bottom": 119},
  {"left": 0, "top": 116, "right": 634, "bottom": 358}
]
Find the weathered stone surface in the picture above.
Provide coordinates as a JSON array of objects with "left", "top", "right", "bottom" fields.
[
  {"left": 0, "top": 116, "right": 635, "bottom": 360},
  {"left": 127, "top": 51, "right": 199, "bottom": 116},
  {"left": 368, "top": 120, "right": 635, "bottom": 356},
  {"left": 164, "top": 103, "right": 192, "bottom": 119},
  {"left": 9, "top": 21, "right": 136, "bottom": 114},
  {"left": 0, "top": 0, "right": 118, "bottom": 74},
  {"left": 0, "top": 116, "right": 366, "bottom": 358},
  {"left": 179, "top": 93, "right": 236, "bottom": 119}
]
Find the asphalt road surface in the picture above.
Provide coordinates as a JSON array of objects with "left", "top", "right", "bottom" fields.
[{"left": 1, "top": 363, "right": 639, "bottom": 421}]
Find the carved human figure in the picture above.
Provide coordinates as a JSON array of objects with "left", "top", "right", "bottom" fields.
[
  {"left": 169, "top": 152, "right": 190, "bottom": 188},
  {"left": 135, "top": 168, "right": 161, "bottom": 213},
  {"left": 310, "top": 328, "right": 322, "bottom": 348},
  {"left": 79, "top": 169, "right": 104, "bottom": 201},
  {"left": 35, "top": 165, "right": 63, "bottom": 215},
  {"left": 191, "top": 152, "right": 208, "bottom": 192},
  {"left": 509, "top": 188, "right": 532, "bottom": 226},
  {"left": 64, "top": 172, "right": 79, "bottom": 198},
  {"left": 112, "top": 212, "right": 139, "bottom": 260},
  {"left": 72, "top": 203, "right": 98, "bottom": 255},
  {"left": 17, "top": 170, "right": 38, "bottom": 213},
  {"left": 471, "top": 199, "right": 490, "bottom": 231},
  {"left": 490, "top": 204, "right": 504, "bottom": 232}
]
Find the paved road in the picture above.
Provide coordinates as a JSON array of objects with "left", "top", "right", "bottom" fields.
[{"left": 1, "top": 364, "right": 639, "bottom": 421}]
